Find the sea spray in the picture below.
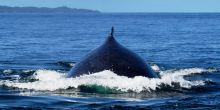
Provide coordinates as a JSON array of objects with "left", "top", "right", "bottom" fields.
[{"left": 0, "top": 67, "right": 216, "bottom": 93}]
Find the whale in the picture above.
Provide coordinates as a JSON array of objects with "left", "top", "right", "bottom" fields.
[{"left": 67, "top": 27, "right": 159, "bottom": 78}]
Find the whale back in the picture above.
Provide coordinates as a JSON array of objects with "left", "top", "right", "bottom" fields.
[{"left": 67, "top": 28, "right": 159, "bottom": 78}]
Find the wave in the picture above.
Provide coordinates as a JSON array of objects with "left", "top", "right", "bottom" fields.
[{"left": 0, "top": 65, "right": 216, "bottom": 93}]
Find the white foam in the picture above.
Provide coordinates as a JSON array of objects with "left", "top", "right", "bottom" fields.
[
  {"left": 0, "top": 67, "right": 216, "bottom": 92},
  {"left": 151, "top": 64, "right": 160, "bottom": 72},
  {"left": 70, "top": 63, "right": 75, "bottom": 67},
  {"left": 3, "top": 69, "right": 13, "bottom": 74}
]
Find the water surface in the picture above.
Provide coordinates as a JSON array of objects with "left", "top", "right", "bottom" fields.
[{"left": 0, "top": 13, "right": 220, "bottom": 109}]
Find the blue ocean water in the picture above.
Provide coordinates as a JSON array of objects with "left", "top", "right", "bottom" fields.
[{"left": 0, "top": 13, "right": 220, "bottom": 109}]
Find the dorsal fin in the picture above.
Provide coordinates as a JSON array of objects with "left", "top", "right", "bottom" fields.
[
  {"left": 111, "top": 27, "right": 114, "bottom": 36},
  {"left": 106, "top": 27, "right": 115, "bottom": 42}
]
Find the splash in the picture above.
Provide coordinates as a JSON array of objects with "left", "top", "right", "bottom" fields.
[{"left": 0, "top": 67, "right": 216, "bottom": 93}]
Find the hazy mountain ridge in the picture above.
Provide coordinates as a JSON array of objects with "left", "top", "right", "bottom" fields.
[{"left": 0, "top": 6, "right": 100, "bottom": 13}]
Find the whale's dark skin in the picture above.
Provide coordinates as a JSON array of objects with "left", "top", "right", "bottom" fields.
[{"left": 67, "top": 28, "right": 159, "bottom": 78}]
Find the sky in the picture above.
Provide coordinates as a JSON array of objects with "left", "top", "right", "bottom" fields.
[{"left": 0, "top": 0, "right": 220, "bottom": 12}]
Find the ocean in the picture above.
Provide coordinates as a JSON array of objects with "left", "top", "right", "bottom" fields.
[{"left": 0, "top": 13, "right": 220, "bottom": 109}]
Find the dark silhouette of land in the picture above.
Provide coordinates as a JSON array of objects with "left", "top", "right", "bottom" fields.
[{"left": 0, "top": 6, "right": 100, "bottom": 13}]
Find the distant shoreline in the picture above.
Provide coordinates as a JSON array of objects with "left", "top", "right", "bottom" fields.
[
  {"left": 0, "top": 6, "right": 219, "bottom": 14},
  {"left": 0, "top": 6, "right": 100, "bottom": 13}
]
